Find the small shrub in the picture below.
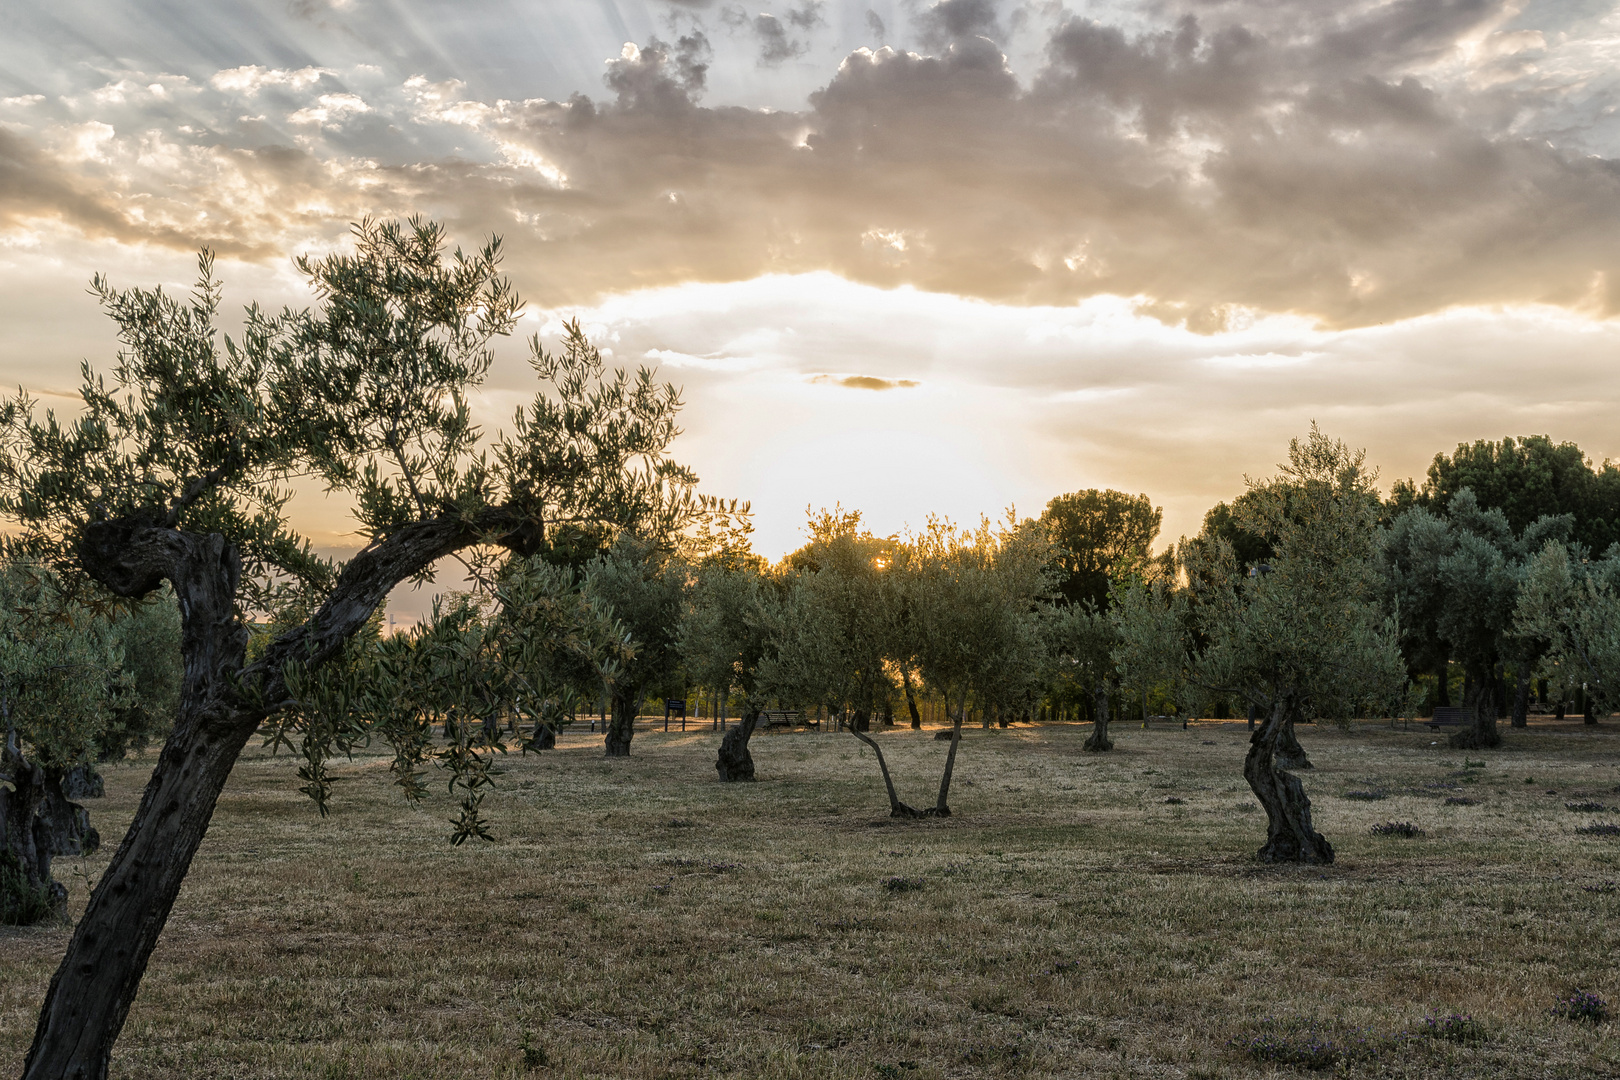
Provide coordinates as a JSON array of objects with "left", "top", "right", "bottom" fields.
[
  {"left": 1566, "top": 802, "right": 1608, "bottom": 813},
  {"left": 1582, "top": 881, "right": 1618, "bottom": 894},
  {"left": 1576, "top": 823, "right": 1620, "bottom": 837},
  {"left": 882, "top": 876, "right": 925, "bottom": 892},
  {"left": 1163, "top": 796, "right": 1185, "bottom": 805},
  {"left": 1423, "top": 1012, "right": 1485, "bottom": 1044},
  {"left": 1343, "top": 790, "right": 1386, "bottom": 801},
  {"left": 1550, "top": 992, "right": 1608, "bottom": 1023},
  {"left": 1370, "top": 821, "right": 1426, "bottom": 838},
  {"left": 1229, "top": 1018, "right": 1399, "bottom": 1071},
  {"left": 519, "top": 1031, "right": 549, "bottom": 1069},
  {"left": 1443, "top": 796, "right": 1478, "bottom": 806},
  {"left": 1463, "top": 759, "right": 1485, "bottom": 769}
]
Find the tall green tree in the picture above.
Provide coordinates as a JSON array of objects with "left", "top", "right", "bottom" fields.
[
  {"left": 0, "top": 219, "right": 723, "bottom": 1078},
  {"left": 1039, "top": 489, "right": 1161, "bottom": 609},
  {"left": 1396, "top": 435, "right": 1620, "bottom": 553}
]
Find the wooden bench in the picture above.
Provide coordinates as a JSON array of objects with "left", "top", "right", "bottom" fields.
[
  {"left": 1424, "top": 706, "right": 1472, "bottom": 730},
  {"left": 761, "top": 709, "right": 808, "bottom": 729}
]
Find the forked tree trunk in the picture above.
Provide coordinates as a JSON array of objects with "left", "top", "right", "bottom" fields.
[
  {"left": 715, "top": 709, "right": 760, "bottom": 782},
  {"left": 1244, "top": 699, "right": 1333, "bottom": 864},
  {"left": 527, "top": 722, "right": 557, "bottom": 751},
  {"left": 1450, "top": 669, "right": 1502, "bottom": 749},
  {"left": 604, "top": 688, "right": 638, "bottom": 757},
  {"left": 1511, "top": 660, "right": 1530, "bottom": 729},
  {"left": 901, "top": 668, "right": 922, "bottom": 730},
  {"left": 848, "top": 694, "right": 964, "bottom": 818},
  {"left": 1083, "top": 684, "right": 1113, "bottom": 752}
]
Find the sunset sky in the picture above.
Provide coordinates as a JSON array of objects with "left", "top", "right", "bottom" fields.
[{"left": 4, "top": 0, "right": 1620, "bottom": 616}]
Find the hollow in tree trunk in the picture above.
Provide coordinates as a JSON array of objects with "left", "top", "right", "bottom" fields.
[
  {"left": 715, "top": 708, "right": 760, "bottom": 782},
  {"left": 1244, "top": 699, "right": 1333, "bottom": 864},
  {"left": 901, "top": 668, "right": 922, "bottom": 729},
  {"left": 1511, "top": 660, "right": 1530, "bottom": 729},
  {"left": 1449, "top": 669, "right": 1502, "bottom": 749},
  {"left": 1083, "top": 684, "right": 1113, "bottom": 752},
  {"left": 604, "top": 687, "right": 639, "bottom": 757}
]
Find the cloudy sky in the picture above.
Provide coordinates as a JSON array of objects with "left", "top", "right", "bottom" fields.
[{"left": 4, "top": 0, "right": 1620, "bottom": 605}]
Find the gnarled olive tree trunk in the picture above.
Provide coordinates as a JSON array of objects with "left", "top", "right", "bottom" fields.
[
  {"left": 604, "top": 687, "right": 640, "bottom": 757},
  {"left": 25, "top": 514, "right": 488, "bottom": 1080},
  {"left": 23, "top": 528, "right": 255, "bottom": 1079},
  {"left": 1083, "top": 683, "right": 1113, "bottom": 752},
  {"left": 1, "top": 739, "right": 100, "bottom": 921},
  {"left": 715, "top": 708, "right": 760, "bottom": 782},
  {"left": 1449, "top": 670, "right": 1502, "bottom": 749},
  {"left": 1244, "top": 699, "right": 1333, "bottom": 864}
]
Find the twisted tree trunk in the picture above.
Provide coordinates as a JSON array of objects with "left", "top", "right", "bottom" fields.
[
  {"left": 1083, "top": 683, "right": 1113, "bottom": 752},
  {"left": 1274, "top": 709, "right": 1312, "bottom": 770},
  {"left": 1244, "top": 699, "right": 1333, "bottom": 864},
  {"left": 25, "top": 510, "right": 503, "bottom": 1079},
  {"left": 24, "top": 528, "right": 255, "bottom": 1079},
  {"left": 715, "top": 708, "right": 759, "bottom": 782}
]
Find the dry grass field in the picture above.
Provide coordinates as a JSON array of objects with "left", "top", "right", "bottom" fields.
[{"left": 3, "top": 718, "right": 1619, "bottom": 1079}]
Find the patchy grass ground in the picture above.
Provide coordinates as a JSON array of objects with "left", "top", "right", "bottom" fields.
[{"left": 4, "top": 717, "right": 1619, "bottom": 1079}]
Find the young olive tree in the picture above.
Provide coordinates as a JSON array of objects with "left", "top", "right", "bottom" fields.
[
  {"left": 1185, "top": 429, "right": 1406, "bottom": 864},
  {"left": 1042, "top": 600, "right": 1117, "bottom": 749},
  {"left": 0, "top": 567, "right": 126, "bottom": 922},
  {"left": 1109, "top": 576, "right": 1188, "bottom": 729},
  {"left": 679, "top": 558, "right": 782, "bottom": 782},
  {"left": 1516, "top": 540, "right": 1620, "bottom": 713},
  {"left": 857, "top": 513, "right": 1052, "bottom": 818},
  {"left": 583, "top": 534, "right": 689, "bottom": 757},
  {"left": 0, "top": 219, "right": 721, "bottom": 1079}
]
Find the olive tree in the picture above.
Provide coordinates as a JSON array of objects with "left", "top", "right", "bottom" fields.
[
  {"left": 1042, "top": 600, "right": 1117, "bottom": 749},
  {"left": 0, "top": 219, "right": 719, "bottom": 1078},
  {"left": 1184, "top": 429, "right": 1406, "bottom": 864},
  {"left": 845, "top": 513, "right": 1052, "bottom": 818},
  {"left": 1516, "top": 540, "right": 1620, "bottom": 713},
  {"left": 0, "top": 566, "right": 126, "bottom": 922},
  {"left": 679, "top": 558, "right": 782, "bottom": 782},
  {"left": 583, "top": 534, "right": 689, "bottom": 757}
]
